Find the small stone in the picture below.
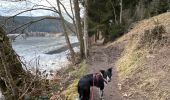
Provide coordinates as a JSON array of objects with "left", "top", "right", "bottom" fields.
[
  {"left": 123, "top": 93, "right": 128, "bottom": 97},
  {"left": 118, "top": 83, "right": 122, "bottom": 90}
]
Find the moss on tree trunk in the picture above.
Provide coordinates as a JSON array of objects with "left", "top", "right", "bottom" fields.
[{"left": 0, "top": 27, "right": 26, "bottom": 99}]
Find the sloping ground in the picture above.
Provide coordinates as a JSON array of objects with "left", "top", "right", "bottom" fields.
[{"left": 113, "top": 12, "right": 170, "bottom": 100}]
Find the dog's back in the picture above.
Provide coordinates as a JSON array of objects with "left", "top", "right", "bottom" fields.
[
  {"left": 78, "top": 73, "right": 105, "bottom": 100},
  {"left": 78, "top": 68, "right": 112, "bottom": 100},
  {"left": 78, "top": 74, "right": 93, "bottom": 100}
]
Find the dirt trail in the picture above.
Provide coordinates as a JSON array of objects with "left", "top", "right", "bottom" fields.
[{"left": 87, "top": 44, "right": 124, "bottom": 100}]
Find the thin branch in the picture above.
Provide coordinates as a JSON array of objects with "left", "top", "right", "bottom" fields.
[
  {"left": 70, "top": 0, "right": 75, "bottom": 19},
  {"left": 45, "top": 0, "right": 55, "bottom": 8},
  {"left": 65, "top": 22, "right": 76, "bottom": 34},
  {"left": 45, "top": 0, "right": 60, "bottom": 14},
  {"left": 70, "top": 0, "right": 77, "bottom": 28},
  {"left": 59, "top": 0, "right": 77, "bottom": 35},
  {"left": 59, "top": 0, "right": 74, "bottom": 20},
  {"left": 32, "top": 4, "right": 56, "bottom": 10},
  {"left": 19, "top": 75, "right": 37, "bottom": 99},
  {"left": 4, "top": 8, "right": 59, "bottom": 24}
]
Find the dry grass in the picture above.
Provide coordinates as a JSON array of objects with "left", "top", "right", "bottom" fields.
[
  {"left": 61, "top": 79, "right": 79, "bottom": 100},
  {"left": 49, "top": 61, "right": 87, "bottom": 100},
  {"left": 115, "top": 12, "right": 170, "bottom": 100}
]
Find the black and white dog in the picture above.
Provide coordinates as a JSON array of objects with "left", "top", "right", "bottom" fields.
[{"left": 78, "top": 68, "right": 112, "bottom": 100}]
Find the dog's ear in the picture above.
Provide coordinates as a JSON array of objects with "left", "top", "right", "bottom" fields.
[
  {"left": 100, "top": 70, "right": 105, "bottom": 75},
  {"left": 108, "top": 68, "right": 112, "bottom": 73}
]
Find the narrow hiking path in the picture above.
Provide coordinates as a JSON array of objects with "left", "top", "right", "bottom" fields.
[{"left": 87, "top": 44, "right": 124, "bottom": 100}]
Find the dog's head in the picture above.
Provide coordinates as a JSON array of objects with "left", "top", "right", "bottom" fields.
[{"left": 100, "top": 68, "right": 112, "bottom": 83}]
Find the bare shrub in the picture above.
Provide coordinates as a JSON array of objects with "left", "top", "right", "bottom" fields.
[
  {"left": 138, "top": 24, "right": 169, "bottom": 50},
  {"left": 67, "top": 52, "right": 81, "bottom": 65}
]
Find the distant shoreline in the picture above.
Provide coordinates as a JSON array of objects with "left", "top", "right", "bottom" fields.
[{"left": 45, "top": 42, "right": 79, "bottom": 54}]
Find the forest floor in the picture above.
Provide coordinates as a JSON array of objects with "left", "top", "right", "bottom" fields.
[{"left": 87, "top": 43, "right": 124, "bottom": 100}]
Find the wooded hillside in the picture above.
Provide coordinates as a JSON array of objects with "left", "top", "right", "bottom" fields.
[{"left": 0, "top": 16, "right": 74, "bottom": 34}]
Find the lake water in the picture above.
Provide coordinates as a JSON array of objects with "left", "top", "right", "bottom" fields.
[{"left": 12, "top": 35, "right": 78, "bottom": 74}]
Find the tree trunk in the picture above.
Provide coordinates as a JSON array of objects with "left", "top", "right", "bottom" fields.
[
  {"left": 56, "top": 0, "right": 76, "bottom": 63},
  {"left": 120, "top": 0, "right": 123, "bottom": 24},
  {"left": 0, "top": 27, "right": 26, "bottom": 99},
  {"left": 84, "top": 0, "right": 89, "bottom": 59},
  {"left": 73, "top": 0, "right": 84, "bottom": 59},
  {"left": 70, "top": 0, "right": 79, "bottom": 39},
  {"left": 110, "top": 0, "right": 118, "bottom": 24}
]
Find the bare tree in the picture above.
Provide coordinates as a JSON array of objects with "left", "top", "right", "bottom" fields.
[
  {"left": 73, "top": 0, "right": 84, "bottom": 59},
  {"left": 84, "top": 0, "right": 89, "bottom": 58},
  {"left": 56, "top": 0, "right": 76, "bottom": 63}
]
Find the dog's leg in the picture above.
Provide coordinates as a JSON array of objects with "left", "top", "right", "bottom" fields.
[
  {"left": 99, "top": 89, "right": 104, "bottom": 100},
  {"left": 101, "top": 90, "right": 104, "bottom": 100},
  {"left": 99, "top": 83, "right": 105, "bottom": 100},
  {"left": 99, "top": 89, "right": 102, "bottom": 98},
  {"left": 85, "top": 88, "right": 90, "bottom": 100}
]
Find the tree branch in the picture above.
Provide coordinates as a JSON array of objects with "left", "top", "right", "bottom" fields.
[
  {"left": 69, "top": 0, "right": 78, "bottom": 36},
  {"left": 59, "top": 0, "right": 74, "bottom": 20},
  {"left": 4, "top": 8, "right": 59, "bottom": 24}
]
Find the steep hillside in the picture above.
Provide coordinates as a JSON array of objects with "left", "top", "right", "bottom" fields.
[
  {"left": 112, "top": 12, "right": 170, "bottom": 100},
  {"left": 0, "top": 16, "right": 74, "bottom": 34}
]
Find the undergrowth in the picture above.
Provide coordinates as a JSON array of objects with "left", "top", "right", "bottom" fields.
[{"left": 50, "top": 61, "right": 86, "bottom": 100}]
